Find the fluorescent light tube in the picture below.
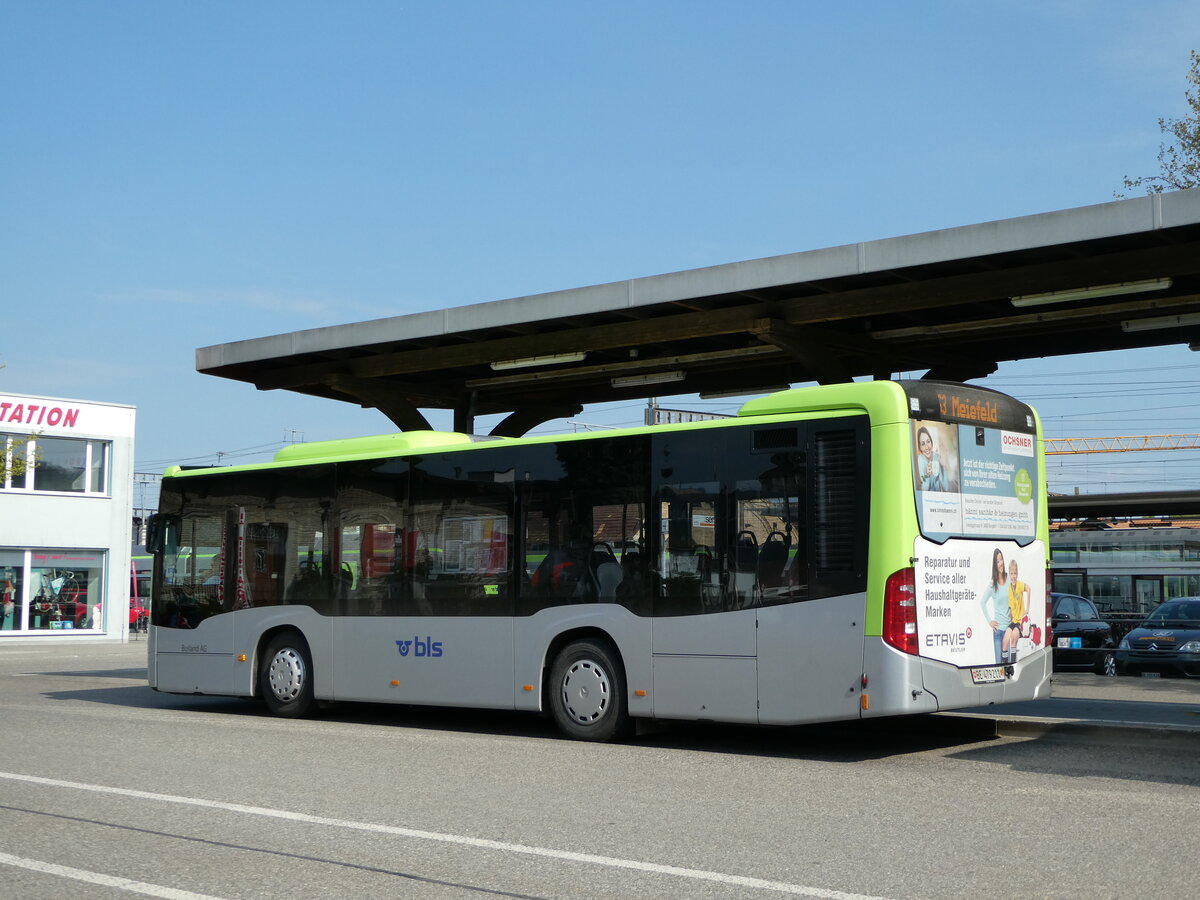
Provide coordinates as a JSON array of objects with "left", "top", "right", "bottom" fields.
[
  {"left": 490, "top": 352, "right": 586, "bottom": 371},
  {"left": 611, "top": 371, "right": 686, "bottom": 388},
  {"left": 1120, "top": 312, "right": 1200, "bottom": 333},
  {"left": 1010, "top": 278, "right": 1172, "bottom": 308}
]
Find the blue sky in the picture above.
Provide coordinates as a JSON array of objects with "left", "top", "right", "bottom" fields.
[{"left": 2, "top": 0, "right": 1198, "bottom": 499}]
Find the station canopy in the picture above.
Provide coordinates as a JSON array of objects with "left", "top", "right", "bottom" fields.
[{"left": 197, "top": 189, "right": 1200, "bottom": 437}]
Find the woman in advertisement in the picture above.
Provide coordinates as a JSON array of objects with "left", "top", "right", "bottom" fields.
[
  {"left": 914, "top": 426, "right": 947, "bottom": 492},
  {"left": 979, "top": 548, "right": 1011, "bottom": 666}
]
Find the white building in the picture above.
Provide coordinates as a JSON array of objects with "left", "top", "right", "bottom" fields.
[{"left": 1, "top": 392, "right": 137, "bottom": 642}]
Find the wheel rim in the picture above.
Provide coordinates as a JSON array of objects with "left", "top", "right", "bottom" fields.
[
  {"left": 560, "top": 658, "right": 610, "bottom": 725},
  {"left": 267, "top": 647, "right": 306, "bottom": 702},
  {"left": 1102, "top": 653, "right": 1117, "bottom": 677}
]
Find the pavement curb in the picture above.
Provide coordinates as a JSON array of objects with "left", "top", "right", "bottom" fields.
[{"left": 950, "top": 712, "right": 1200, "bottom": 746}]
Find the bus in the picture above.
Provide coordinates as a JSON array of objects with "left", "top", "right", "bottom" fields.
[{"left": 146, "top": 380, "right": 1052, "bottom": 741}]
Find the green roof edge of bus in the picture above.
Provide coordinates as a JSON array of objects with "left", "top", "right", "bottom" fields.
[
  {"left": 160, "top": 382, "right": 915, "bottom": 480},
  {"left": 160, "top": 431, "right": 485, "bottom": 478},
  {"left": 737, "top": 381, "right": 909, "bottom": 422},
  {"left": 272, "top": 430, "right": 480, "bottom": 463}
]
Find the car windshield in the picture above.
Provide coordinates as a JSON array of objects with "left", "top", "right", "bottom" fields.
[{"left": 1142, "top": 600, "right": 1200, "bottom": 627}]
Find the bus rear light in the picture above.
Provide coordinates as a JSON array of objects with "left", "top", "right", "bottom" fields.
[{"left": 883, "top": 567, "right": 919, "bottom": 656}]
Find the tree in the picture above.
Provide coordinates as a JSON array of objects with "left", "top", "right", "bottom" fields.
[
  {"left": 0, "top": 436, "right": 38, "bottom": 484},
  {"left": 1121, "top": 51, "right": 1200, "bottom": 195}
]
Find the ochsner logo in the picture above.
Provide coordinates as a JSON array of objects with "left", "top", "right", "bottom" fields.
[
  {"left": 1000, "top": 430, "right": 1034, "bottom": 457},
  {"left": 396, "top": 636, "right": 444, "bottom": 657}
]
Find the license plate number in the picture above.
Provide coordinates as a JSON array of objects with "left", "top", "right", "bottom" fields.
[
  {"left": 971, "top": 666, "right": 1005, "bottom": 684},
  {"left": 1140, "top": 671, "right": 1162, "bottom": 679}
]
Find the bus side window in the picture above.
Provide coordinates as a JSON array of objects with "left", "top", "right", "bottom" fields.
[
  {"left": 521, "top": 436, "right": 649, "bottom": 615},
  {"left": 410, "top": 454, "right": 515, "bottom": 617},
  {"left": 809, "top": 422, "right": 869, "bottom": 599}
]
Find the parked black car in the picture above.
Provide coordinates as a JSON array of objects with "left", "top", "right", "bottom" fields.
[
  {"left": 1116, "top": 597, "right": 1200, "bottom": 677},
  {"left": 1050, "top": 592, "right": 1117, "bottom": 675}
]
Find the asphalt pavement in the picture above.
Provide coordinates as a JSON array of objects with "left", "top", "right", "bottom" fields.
[{"left": 955, "top": 668, "right": 1200, "bottom": 741}]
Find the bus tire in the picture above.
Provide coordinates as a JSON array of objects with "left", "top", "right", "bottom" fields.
[
  {"left": 260, "top": 632, "right": 316, "bottom": 718},
  {"left": 549, "top": 638, "right": 631, "bottom": 742}
]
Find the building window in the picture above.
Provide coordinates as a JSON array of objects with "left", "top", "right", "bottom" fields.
[
  {"left": 1, "top": 435, "right": 110, "bottom": 494},
  {"left": 0, "top": 548, "right": 106, "bottom": 633}
]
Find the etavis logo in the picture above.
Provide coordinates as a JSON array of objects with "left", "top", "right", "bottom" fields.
[{"left": 396, "top": 636, "right": 443, "bottom": 657}]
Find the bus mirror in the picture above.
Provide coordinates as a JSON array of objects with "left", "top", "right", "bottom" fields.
[{"left": 146, "top": 514, "right": 180, "bottom": 554}]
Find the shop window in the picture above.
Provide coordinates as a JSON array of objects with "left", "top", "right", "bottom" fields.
[
  {"left": 1, "top": 435, "right": 109, "bottom": 494},
  {"left": 0, "top": 549, "right": 105, "bottom": 633},
  {"left": 1, "top": 551, "right": 23, "bottom": 631},
  {"left": 1086, "top": 575, "right": 1132, "bottom": 615}
]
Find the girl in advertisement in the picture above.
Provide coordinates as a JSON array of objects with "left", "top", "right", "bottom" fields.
[
  {"left": 1004, "top": 558, "right": 1032, "bottom": 668},
  {"left": 979, "top": 548, "right": 1011, "bottom": 666}
]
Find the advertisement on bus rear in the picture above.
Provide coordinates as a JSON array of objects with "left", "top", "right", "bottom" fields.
[
  {"left": 911, "top": 417, "right": 1037, "bottom": 544},
  {"left": 914, "top": 538, "right": 1046, "bottom": 670}
]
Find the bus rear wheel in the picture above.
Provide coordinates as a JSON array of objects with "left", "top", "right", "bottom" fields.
[
  {"left": 549, "top": 638, "right": 631, "bottom": 742},
  {"left": 260, "top": 632, "right": 316, "bottom": 718}
]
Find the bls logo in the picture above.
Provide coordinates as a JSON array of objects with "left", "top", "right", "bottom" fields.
[{"left": 396, "top": 636, "right": 443, "bottom": 658}]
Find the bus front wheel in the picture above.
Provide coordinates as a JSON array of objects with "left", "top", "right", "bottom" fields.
[
  {"left": 549, "top": 639, "right": 631, "bottom": 742},
  {"left": 260, "top": 632, "right": 316, "bottom": 718}
]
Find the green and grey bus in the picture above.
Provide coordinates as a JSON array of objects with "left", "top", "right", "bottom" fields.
[{"left": 147, "top": 380, "right": 1052, "bottom": 740}]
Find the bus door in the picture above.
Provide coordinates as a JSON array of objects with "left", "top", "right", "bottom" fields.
[
  {"left": 754, "top": 421, "right": 870, "bottom": 725},
  {"left": 651, "top": 431, "right": 758, "bottom": 724},
  {"left": 150, "top": 511, "right": 242, "bottom": 696}
]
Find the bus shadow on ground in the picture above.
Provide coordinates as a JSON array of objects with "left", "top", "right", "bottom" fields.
[
  {"left": 312, "top": 703, "right": 1004, "bottom": 762},
  {"left": 46, "top": 679, "right": 1093, "bottom": 764},
  {"left": 945, "top": 723, "right": 1200, "bottom": 788},
  {"left": 25, "top": 667, "right": 149, "bottom": 681},
  {"left": 41, "top": 682, "right": 258, "bottom": 714},
  {"left": 41, "top": 680, "right": 1007, "bottom": 761}
]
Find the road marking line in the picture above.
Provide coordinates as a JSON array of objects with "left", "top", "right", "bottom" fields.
[
  {"left": 0, "top": 770, "right": 889, "bottom": 899},
  {"left": 0, "top": 850, "right": 225, "bottom": 899}
]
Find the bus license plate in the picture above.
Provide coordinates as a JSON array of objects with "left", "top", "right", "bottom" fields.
[{"left": 971, "top": 666, "right": 1005, "bottom": 684}]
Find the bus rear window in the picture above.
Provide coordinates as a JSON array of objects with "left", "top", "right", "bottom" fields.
[{"left": 904, "top": 383, "right": 1039, "bottom": 544}]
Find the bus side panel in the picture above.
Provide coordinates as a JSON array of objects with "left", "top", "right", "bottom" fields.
[
  {"left": 513, "top": 606, "right": 652, "bottom": 717},
  {"left": 651, "top": 655, "right": 758, "bottom": 723},
  {"left": 757, "top": 593, "right": 869, "bottom": 725},
  {"left": 152, "top": 615, "right": 242, "bottom": 696},
  {"left": 651, "top": 608, "right": 758, "bottom": 723},
  {"left": 331, "top": 616, "right": 515, "bottom": 709}
]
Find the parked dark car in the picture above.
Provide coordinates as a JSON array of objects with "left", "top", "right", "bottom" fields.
[
  {"left": 1116, "top": 597, "right": 1200, "bottom": 677},
  {"left": 1050, "top": 592, "right": 1117, "bottom": 675}
]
